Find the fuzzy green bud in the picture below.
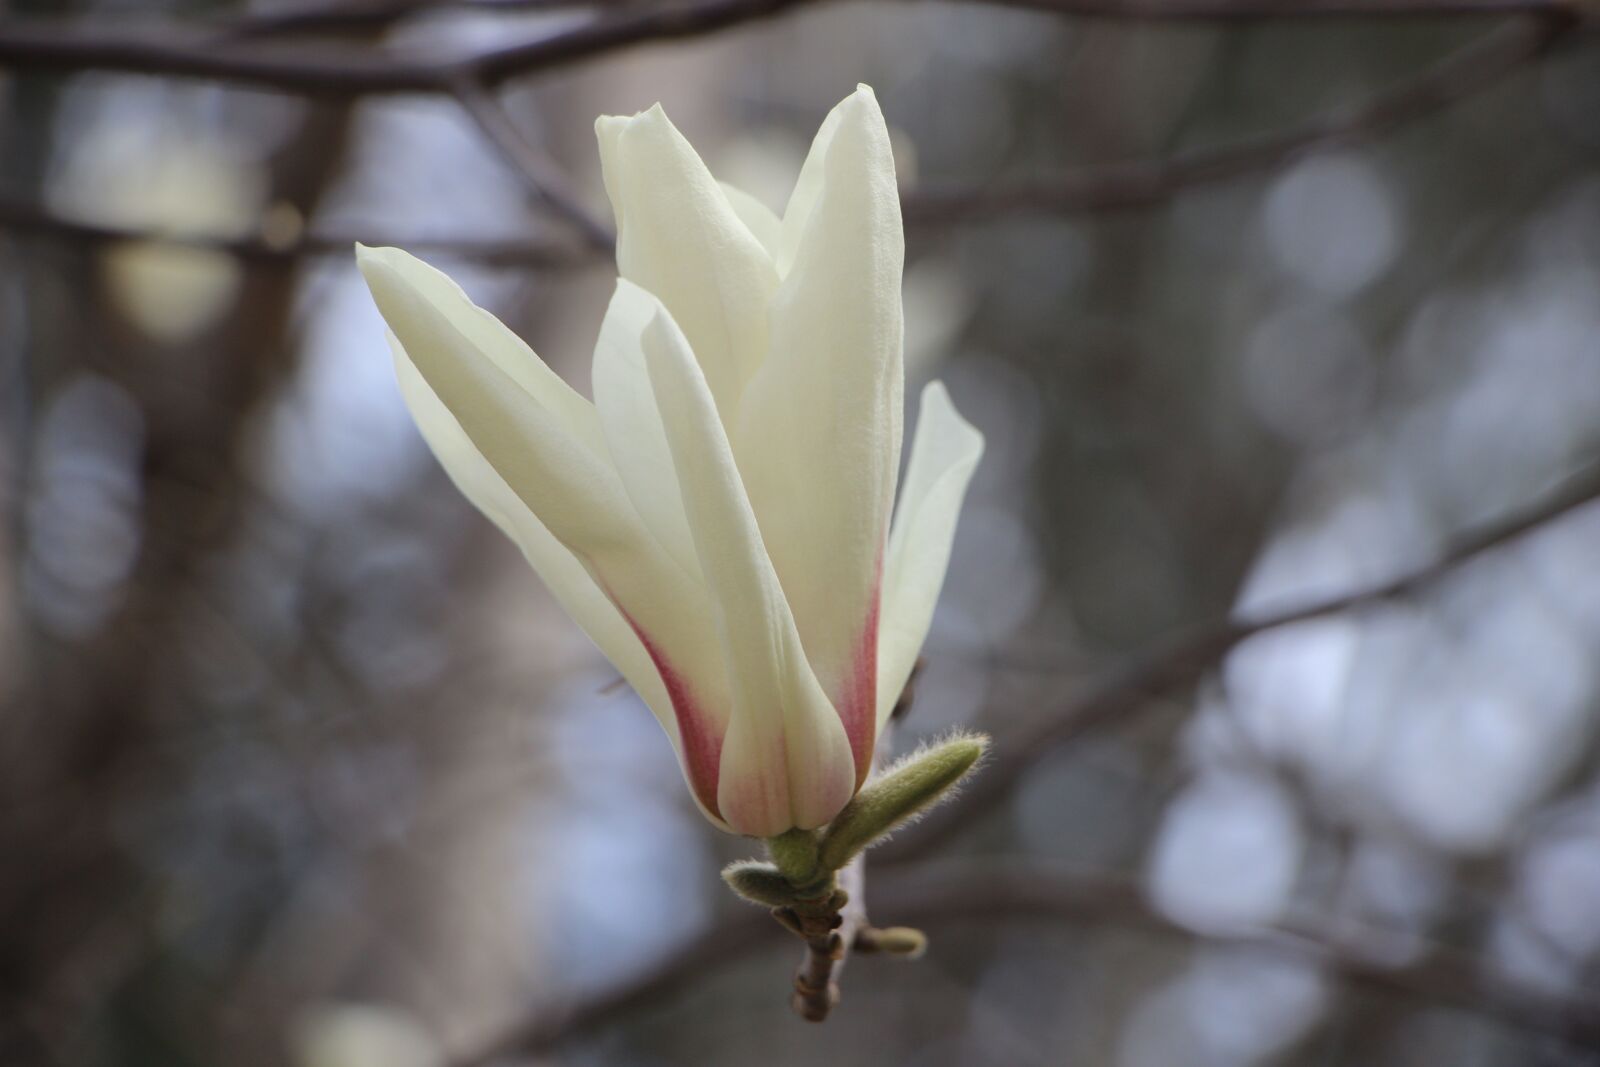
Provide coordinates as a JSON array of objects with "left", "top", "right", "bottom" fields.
[
  {"left": 818, "top": 733, "right": 988, "bottom": 872},
  {"left": 721, "top": 860, "right": 804, "bottom": 908}
]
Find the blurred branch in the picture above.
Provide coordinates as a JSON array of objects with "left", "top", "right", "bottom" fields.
[
  {"left": 885, "top": 461, "right": 1600, "bottom": 862},
  {"left": 0, "top": 16, "right": 1574, "bottom": 253},
  {"left": 450, "top": 77, "right": 618, "bottom": 248},
  {"left": 0, "top": 0, "right": 811, "bottom": 94},
  {"left": 978, "top": 0, "right": 1580, "bottom": 13},
  {"left": 454, "top": 859, "right": 1600, "bottom": 1064},
  {"left": 219, "top": 0, "right": 604, "bottom": 39},
  {"left": 0, "top": 0, "right": 1583, "bottom": 95},
  {"left": 213, "top": 0, "right": 1587, "bottom": 41},
  {"left": 903, "top": 15, "right": 1572, "bottom": 222},
  {"left": 0, "top": 195, "right": 598, "bottom": 268},
  {"left": 880, "top": 864, "right": 1600, "bottom": 1043},
  {"left": 0, "top": 22, "right": 1567, "bottom": 271}
]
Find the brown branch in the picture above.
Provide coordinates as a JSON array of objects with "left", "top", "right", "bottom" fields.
[
  {"left": 873, "top": 863, "right": 1600, "bottom": 1045},
  {"left": 218, "top": 0, "right": 606, "bottom": 39},
  {"left": 782, "top": 857, "right": 864, "bottom": 1020},
  {"left": 444, "top": 450, "right": 1600, "bottom": 1067},
  {"left": 0, "top": 195, "right": 600, "bottom": 269},
  {"left": 216, "top": 0, "right": 1584, "bottom": 41},
  {"left": 451, "top": 77, "right": 618, "bottom": 249},
  {"left": 881, "top": 460, "right": 1600, "bottom": 863},
  {"left": 0, "top": 0, "right": 1583, "bottom": 96},
  {"left": 2, "top": 17, "right": 1576, "bottom": 255},
  {"left": 958, "top": 0, "right": 1579, "bottom": 14},
  {"left": 903, "top": 14, "right": 1575, "bottom": 223},
  {"left": 782, "top": 696, "right": 914, "bottom": 1021},
  {"left": 450, "top": 859, "right": 1600, "bottom": 1064},
  {"left": 0, "top": 0, "right": 813, "bottom": 94}
]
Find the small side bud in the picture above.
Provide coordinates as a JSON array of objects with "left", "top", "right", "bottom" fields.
[
  {"left": 771, "top": 908, "right": 805, "bottom": 936},
  {"left": 818, "top": 732, "right": 989, "bottom": 872},
  {"left": 722, "top": 860, "right": 803, "bottom": 908},
  {"left": 859, "top": 926, "right": 928, "bottom": 959}
]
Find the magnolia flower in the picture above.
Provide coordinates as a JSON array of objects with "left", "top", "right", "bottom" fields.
[{"left": 357, "top": 85, "right": 983, "bottom": 838}]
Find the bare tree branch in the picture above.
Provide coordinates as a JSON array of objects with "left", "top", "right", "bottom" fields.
[
  {"left": 2, "top": 17, "right": 1574, "bottom": 254},
  {"left": 452, "top": 859, "right": 1600, "bottom": 1064},
  {"left": 218, "top": 0, "right": 603, "bottom": 39},
  {"left": 213, "top": 0, "right": 1584, "bottom": 41},
  {"left": 451, "top": 77, "right": 618, "bottom": 248},
  {"left": 0, "top": 195, "right": 599, "bottom": 268},
  {"left": 882, "top": 461, "right": 1600, "bottom": 863},
  {"left": 446, "top": 468, "right": 1600, "bottom": 1065},
  {"left": 0, "top": 0, "right": 811, "bottom": 94},
  {"left": 0, "top": 0, "right": 1581, "bottom": 95},
  {"left": 903, "top": 15, "right": 1572, "bottom": 223},
  {"left": 878, "top": 864, "right": 1600, "bottom": 1044}
]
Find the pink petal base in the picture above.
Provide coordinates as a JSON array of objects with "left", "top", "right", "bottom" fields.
[
  {"left": 623, "top": 616, "right": 725, "bottom": 823},
  {"left": 836, "top": 563, "right": 883, "bottom": 788}
]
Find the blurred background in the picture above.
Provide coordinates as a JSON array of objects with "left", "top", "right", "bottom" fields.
[{"left": 4, "top": 1, "right": 1600, "bottom": 1064}]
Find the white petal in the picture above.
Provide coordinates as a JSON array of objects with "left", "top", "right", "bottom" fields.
[
  {"left": 641, "top": 304, "right": 856, "bottom": 835},
  {"left": 357, "top": 245, "right": 602, "bottom": 451},
  {"left": 595, "top": 106, "right": 778, "bottom": 424},
  {"left": 719, "top": 181, "right": 782, "bottom": 258},
  {"left": 877, "top": 381, "right": 984, "bottom": 730},
  {"left": 776, "top": 91, "right": 848, "bottom": 278},
  {"left": 389, "top": 333, "right": 675, "bottom": 730},
  {"left": 734, "top": 85, "right": 904, "bottom": 779},
  {"left": 359, "top": 248, "right": 731, "bottom": 821},
  {"left": 591, "top": 280, "right": 701, "bottom": 581}
]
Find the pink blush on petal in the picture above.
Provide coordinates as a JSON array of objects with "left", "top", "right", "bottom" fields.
[
  {"left": 622, "top": 615, "right": 724, "bottom": 821},
  {"left": 838, "top": 564, "right": 882, "bottom": 787}
]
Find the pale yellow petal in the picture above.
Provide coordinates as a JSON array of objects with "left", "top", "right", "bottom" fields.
[
  {"left": 642, "top": 305, "right": 856, "bottom": 835},
  {"left": 877, "top": 381, "right": 984, "bottom": 730},
  {"left": 734, "top": 86, "right": 904, "bottom": 775}
]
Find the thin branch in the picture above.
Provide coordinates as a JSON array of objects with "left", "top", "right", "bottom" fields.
[
  {"left": 903, "top": 15, "right": 1573, "bottom": 223},
  {"left": 783, "top": 856, "right": 865, "bottom": 1020},
  {"left": 881, "top": 460, "right": 1600, "bottom": 863},
  {"left": 0, "top": 0, "right": 1582, "bottom": 95},
  {"left": 451, "top": 859, "right": 1600, "bottom": 1064},
  {"left": 1, "top": 17, "right": 1575, "bottom": 254},
  {"left": 873, "top": 864, "right": 1600, "bottom": 1045},
  {"left": 783, "top": 694, "right": 914, "bottom": 1022},
  {"left": 451, "top": 77, "right": 617, "bottom": 249},
  {"left": 0, "top": 0, "right": 812, "bottom": 95},
  {"left": 957, "top": 0, "right": 1579, "bottom": 13},
  {"left": 0, "top": 196, "right": 599, "bottom": 269},
  {"left": 218, "top": 0, "right": 605, "bottom": 39},
  {"left": 216, "top": 0, "right": 1584, "bottom": 41}
]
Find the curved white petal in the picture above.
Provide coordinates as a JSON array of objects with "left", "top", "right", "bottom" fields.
[
  {"left": 592, "top": 280, "right": 701, "bottom": 581},
  {"left": 719, "top": 181, "right": 782, "bottom": 259},
  {"left": 876, "top": 381, "right": 984, "bottom": 730},
  {"left": 595, "top": 106, "right": 778, "bottom": 424},
  {"left": 388, "top": 336, "right": 734, "bottom": 818},
  {"left": 359, "top": 248, "right": 731, "bottom": 821},
  {"left": 357, "top": 245, "right": 602, "bottom": 452},
  {"left": 640, "top": 304, "right": 856, "bottom": 836},
  {"left": 734, "top": 85, "right": 904, "bottom": 781},
  {"left": 776, "top": 92, "right": 848, "bottom": 278}
]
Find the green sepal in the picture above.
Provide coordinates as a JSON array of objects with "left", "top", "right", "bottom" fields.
[
  {"left": 721, "top": 860, "right": 805, "bottom": 908},
  {"left": 818, "top": 732, "right": 989, "bottom": 872},
  {"left": 765, "top": 827, "right": 821, "bottom": 887}
]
